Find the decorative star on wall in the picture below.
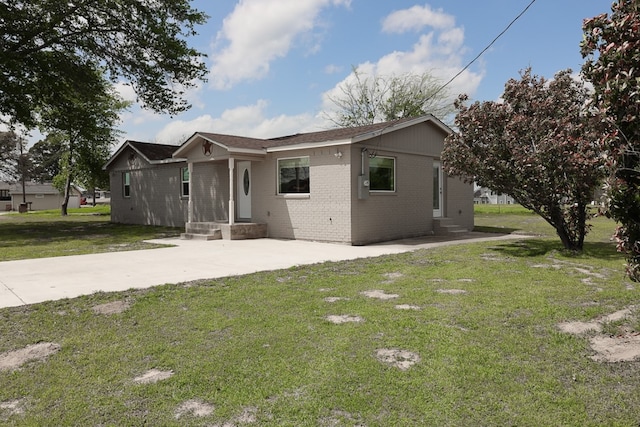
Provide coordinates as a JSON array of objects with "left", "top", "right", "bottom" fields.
[{"left": 202, "top": 140, "right": 213, "bottom": 156}]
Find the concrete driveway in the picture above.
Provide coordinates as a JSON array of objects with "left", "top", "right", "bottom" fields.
[{"left": 0, "top": 233, "right": 525, "bottom": 309}]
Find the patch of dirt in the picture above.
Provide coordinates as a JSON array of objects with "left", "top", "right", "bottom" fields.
[
  {"left": 558, "top": 321, "right": 601, "bottom": 334},
  {"left": 210, "top": 406, "right": 258, "bottom": 426},
  {"left": 325, "top": 315, "right": 364, "bottom": 324},
  {"left": 457, "top": 278, "right": 475, "bottom": 283},
  {"left": 133, "top": 369, "right": 174, "bottom": 384},
  {"left": 0, "top": 399, "right": 26, "bottom": 419},
  {"left": 436, "top": 289, "right": 467, "bottom": 295},
  {"left": 382, "top": 272, "right": 404, "bottom": 282},
  {"left": 319, "top": 409, "right": 364, "bottom": 427},
  {"left": 480, "top": 253, "right": 507, "bottom": 261},
  {"left": 531, "top": 264, "right": 562, "bottom": 269},
  {"left": 589, "top": 334, "right": 640, "bottom": 362},
  {"left": 375, "top": 348, "right": 420, "bottom": 370},
  {"left": 558, "top": 307, "right": 635, "bottom": 335},
  {"left": 395, "top": 304, "right": 421, "bottom": 310},
  {"left": 0, "top": 342, "right": 61, "bottom": 372},
  {"left": 323, "top": 297, "right": 350, "bottom": 303},
  {"left": 361, "top": 290, "right": 399, "bottom": 300},
  {"left": 174, "top": 399, "right": 214, "bottom": 419},
  {"left": 574, "top": 267, "right": 606, "bottom": 279},
  {"left": 92, "top": 300, "right": 130, "bottom": 315},
  {"left": 558, "top": 306, "right": 640, "bottom": 362}
]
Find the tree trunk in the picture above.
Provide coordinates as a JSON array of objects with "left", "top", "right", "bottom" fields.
[
  {"left": 548, "top": 205, "right": 584, "bottom": 252},
  {"left": 61, "top": 172, "right": 72, "bottom": 216}
]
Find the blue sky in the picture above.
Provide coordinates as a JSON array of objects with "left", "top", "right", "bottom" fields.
[{"left": 115, "top": 0, "right": 612, "bottom": 146}]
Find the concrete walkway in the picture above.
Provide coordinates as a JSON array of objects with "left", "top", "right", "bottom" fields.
[{"left": 0, "top": 233, "right": 526, "bottom": 309}]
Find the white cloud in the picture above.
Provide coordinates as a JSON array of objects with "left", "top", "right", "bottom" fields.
[
  {"left": 153, "top": 100, "right": 320, "bottom": 144},
  {"left": 324, "top": 64, "right": 344, "bottom": 74},
  {"left": 382, "top": 4, "right": 455, "bottom": 34},
  {"left": 322, "top": 5, "right": 483, "bottom": 115},
  {"left": 113, "top": 82, "right": 137, "bottom": 103},
  {"left": 210, "top": 0, "right": 351, "bottom": 89}
]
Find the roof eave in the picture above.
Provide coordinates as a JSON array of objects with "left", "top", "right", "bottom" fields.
[{"left": 266, "top": 138, "right": 352, "bottom": 152}]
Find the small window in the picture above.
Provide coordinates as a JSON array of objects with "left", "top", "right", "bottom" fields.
[
  {"left": 181, "top": 167, "right": 189, "bottom": 197},
  {"left": 0, "top": 189, "right": 9, "bottom": 201},
  {"left": 369, "top": 156, "right": 395, "bottom": 192},
  {"left": 123, "top": 172, "right": 131, "bottom": 198},
  {"left": 278, "top": 157, "right": 310, "bottom": 194}
]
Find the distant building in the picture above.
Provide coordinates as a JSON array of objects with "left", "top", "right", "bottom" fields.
[
  {"left": 473, "top": 185, "right": 515, "bottom": 205},
  {"left": 1, "top": 181, "right": 82, "bottom": 211}
]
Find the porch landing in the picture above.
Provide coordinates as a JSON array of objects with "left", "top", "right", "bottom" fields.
[{"left": 181, "top": 222, "right": 268, "bottom": 241}]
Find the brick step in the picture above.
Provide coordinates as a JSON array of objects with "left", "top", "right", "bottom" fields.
[
  {"left": 180, "top": 230, "right": 222, "bottom": 240},
  {"left": 185, "top": 222, "right": 222, "bottom": 235},
  {"left": 433, "top": 218, "right": 467, "bottom": 236}
]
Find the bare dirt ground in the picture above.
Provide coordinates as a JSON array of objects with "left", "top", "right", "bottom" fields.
[
  {"left": 375, "top": 348, "right": 421, "bottom": 370},
  {"left": 91, "top": 300, "right": 130, "bottom": 315},
  {"left": 132, "top": 369, "right": 174, "bottom": 384},
  {"left": 325, "top": 315, "right": 364, "bottom": 324},
  {"left": 0, "top": 342, "right": 60, "bottom": 372},
  {"left": 360, "top": 290, "right": 399, "bottom": 300},
  {"left": 558, "top": 306, "right": 640, "bottom": 362},
  {"left": 436, "top": 289, "right": 467, "bottom": 295},
  {"left": 174, "top": 399, "right": 214, "bottom": 419}
]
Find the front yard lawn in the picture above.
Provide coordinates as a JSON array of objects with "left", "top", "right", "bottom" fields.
[
  {"left": 0, "top": 206, "right": 181, "bottom": 261},
  {"left": 0, "top": 206, "right": 637, "bottom": 425}
]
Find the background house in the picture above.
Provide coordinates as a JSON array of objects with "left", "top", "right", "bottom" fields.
[
  {"left": 473, "top": 185, "right": 516, "bottom": 205},
  {"left": 105, "top": 115, "right": 474, "bottom": 245},
  {"left": 2, "top": 182, "right": 81, "bottom": 211}
]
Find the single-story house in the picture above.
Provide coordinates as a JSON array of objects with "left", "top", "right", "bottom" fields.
[
  {"left": 2, "top": 181, "right": 81, "bottom": 211},
  {"left": 104, "top": 115, "right": 473, "bottom": 245}
]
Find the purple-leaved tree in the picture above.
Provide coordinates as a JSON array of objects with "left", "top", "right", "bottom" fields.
[{"left": 442, "top": 69, "right": 606, "bottom": 251}]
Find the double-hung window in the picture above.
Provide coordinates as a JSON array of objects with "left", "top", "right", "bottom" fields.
[
  {"left": 369, "top": 156, "right": 395, "bottom": 192},
  {"left": 278, "top": 157, "right": 310, "bottom": 194},
  {"left": 181, "top": 167, "right": 189, "bottom": 197},
  {"left": 123, "top": 172, "right": 131, "bottom": 198}
]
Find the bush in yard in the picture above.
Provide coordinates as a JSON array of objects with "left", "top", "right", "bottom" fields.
[
  {"left": 442, "top": 68, "right": 606, "bottom": 251},
  {"left": 582, "top": 0, "right": 640, "bottom": 281}
]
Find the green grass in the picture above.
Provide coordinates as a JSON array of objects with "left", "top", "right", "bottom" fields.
[
  {"left": 0, "top": 207, "right": 637, "bottom": 425},
  {"left": 473, "top": 204, "right": 616, "bottom": 244},
  {"left": 0, "top": 206, "right": 181, "bottom": 261}
]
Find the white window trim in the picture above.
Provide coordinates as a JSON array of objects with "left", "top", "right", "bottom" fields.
[
  {"left": 123, "top": 172, "right": 131, "bottom": 198},
  {"left": 277, "top": 156, "right": 310, "bottom": 195},
  {"left": 369, "top": 155, "right": 396, "bottom": 192},
  {"left": 180, "top": 167, "right": 189, "bottom": 198}
]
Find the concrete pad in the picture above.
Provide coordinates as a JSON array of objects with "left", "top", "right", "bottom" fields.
[{"left": 0, "top": 233, "right": 528, "bottom": 309}]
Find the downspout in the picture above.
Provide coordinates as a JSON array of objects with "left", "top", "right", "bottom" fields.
[
  {"left": 187, "top": 162, "right": 193, "bottom": 224},
  {"left": 228, "top": 157, "right": 235, "bottom": 225}
]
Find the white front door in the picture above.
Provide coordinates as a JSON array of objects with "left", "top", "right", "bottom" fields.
[
  {"left": 237, "top": 161, "right": 251, "bottom": 220},
  {"left": 433, "top": 160, "right": 443, "bottom": 218}
]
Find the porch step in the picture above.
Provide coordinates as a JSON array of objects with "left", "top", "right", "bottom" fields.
[
  {"left": 433, "top": 218, "right": 467, "bottom": 236},
  {"left": 180, "top": 230, "right": 222, "bottom": 241},
  {"left": 181, "top": 222, "right": 223, "bottom": 240}
]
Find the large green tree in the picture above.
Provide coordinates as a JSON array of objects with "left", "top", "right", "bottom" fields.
[
  {"left": 326, "top": 66, "right": 454, "bottom": 127},
  {"left": 0, "top": 131, "right": 24, "bottom": 181},
  {"left": 38, "top": 64, "right": 127, "bottom": 215},
  {"left": 582, "top": 0, "right": 640, "bottom": 281},
  {"left": 0, "top": 0, "right": 207, "bottom": 129},
  {"left": 28, "top": 133, "right": 65, "bottom": 183},
  {"left": 442, "top": 69, "right": 605, "bottom": 251}
]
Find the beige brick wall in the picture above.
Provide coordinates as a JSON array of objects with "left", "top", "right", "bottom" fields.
[
  {"left": 351, "top": 148, "right": 432, "bottom": 245},
  {"left": 191, "top": 161, "right": 229, "bottom": 222},
  {"left": 444, "top": 174, "right": 474, "bottom": 230},
  {"left": 109, "top": 149, "right": 187, "bottom": 227},
  {"left": 252, "top": 146, "right": 353, "bottom": 243}
]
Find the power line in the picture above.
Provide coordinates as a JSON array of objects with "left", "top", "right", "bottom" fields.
[{"left": 433, "top": 0, "right": 538, "bottom": 100}]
